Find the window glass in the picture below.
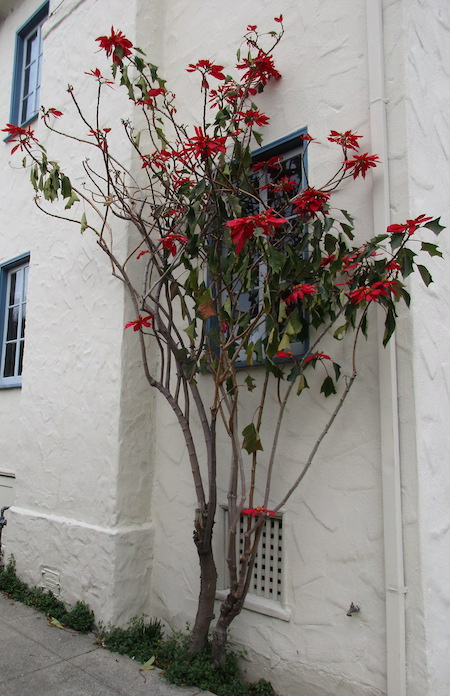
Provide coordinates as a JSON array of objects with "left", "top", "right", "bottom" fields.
[
  {"left": 9, "top": 2, "right": 48, "bottom": 127},
  {"left": 0, "top": 258, "right": 29, "bottom": 387}
]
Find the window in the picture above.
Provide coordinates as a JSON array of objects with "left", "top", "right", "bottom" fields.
[
  {"left": 237, "top": 128, "right": 309, "bottom": 362},
  {"left": 0, "top": 255, "right": 29, "bottom": 388},
  {"left": 9, "top": 2, "right": 49, "bottom": 127}
]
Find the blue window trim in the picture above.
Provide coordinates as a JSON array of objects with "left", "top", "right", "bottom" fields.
[
  {"left": 0, "top": 253, "right": 30, "bottom": 389},
  {"left": 236, "top": 127, "right": 310, "bottom": 366},
  {"left": 6, "top": 1, "right": 49, "bottom": 135}
]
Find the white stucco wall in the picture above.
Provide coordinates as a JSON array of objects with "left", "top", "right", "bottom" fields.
[
  {"left": 384, "top": 2, "right": 450, "bottom": 695},
  {"left": 1, "top": 0, "right": 448, "bottom": 695},
  {"left": 0, "top": 0, "right": 157, "bottom": 624}
]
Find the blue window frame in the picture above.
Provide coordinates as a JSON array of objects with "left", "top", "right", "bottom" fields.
[
  {"left": 9, "top": 2, "right": 49, "bottom": 127},
  {"left": 238, "top": 128, "right": 309, "bottom": 362},
  {"left": 0, "top": 254, "right": 30, "bottom": 388}
]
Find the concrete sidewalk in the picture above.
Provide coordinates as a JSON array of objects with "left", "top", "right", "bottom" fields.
[{"left": 0, "top": 593, "right": 214, "bottom": 696}]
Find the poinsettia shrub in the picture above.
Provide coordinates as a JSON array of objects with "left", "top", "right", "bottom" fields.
[{"left": 3, "top": 16, "right": 443, "bottom": 664}]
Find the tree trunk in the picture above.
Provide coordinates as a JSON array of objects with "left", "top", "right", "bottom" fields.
[
  {"left": 189, "top": 534, "right": 218, "bottom": 655},
  {"left": 211, "top": 592, "right": 244, "bottom": 666}
]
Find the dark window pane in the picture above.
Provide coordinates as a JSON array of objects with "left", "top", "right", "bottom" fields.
[
  {"left": 25, "top": 30, "right": 38, "bottom": 64},
  {"left": 3, "top": 343, "right": 16, "bottom": 378},
  {"left": 18, "top": 340, "right": 25, "bottom": 375},
  {"left": 7, "top": 307, "right": 19, "bottom": 341},
  {"left": 8, "top": 273, "right": 17, "bottom": 306},
  {"left": 21, "top": 302, "right": 26, "bottom": 338}
]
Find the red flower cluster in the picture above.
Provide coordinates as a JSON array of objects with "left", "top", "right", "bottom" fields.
[
  {"left": 236, "top": 108, "right": 270, "bottom": 127},
  {"left": 2, "top": 123, "right": 39, "bottom": 154},
  {"left": 85, "top": 68, "right": 114, "bottom": 86},
  {"left": 285, "top": 283, "right": 317, "bottom": 305},
  {"left": 252, "top": 156, "right": 281, "bottom": 173},
  {"left": 237, "top": 49, "right": 281, "bottom": 92},
  {"left": 187, "top": 59, "right": 226, "bottom": 89},
  {"left": 159, "top": 234, "right": 188, "bottom": 257},
  {"left": 261, "top": 176, "right": 297, "bottom": 195},
  {"left": 226, "top": 208, "right": 287, "bottom": 253},
  {"left": 88, "top": 127, "right": 111, "bottom": 152},
  {"left": 348, "top": 279, "right": 397, "bottom": 304},
  {"left": 242, "top": 506, "right": 275, "bottom": 517},
  {"left": 137, "top": 87, "right": 166, "bottom": 107},
  {"left": 96, "top": 28, "right": 133, "bottom": 64},
  {"left": 320, "top": 254, "right": 336, "bottom": 266},
  {"left": 293, "top": 187, "right": 330, "bottom": 218},
  {"left": 304, "top": 352, "right": 331, "bottom": 364},
  {"left": 387, "top": 214, "right": 432, "bottom": 236},
  {"left": 344, "top": 153, "right": 380, "bottom": 179},
  {"left": 328, "top": 130, "right": 362, "bottom": 151},
  {"left": 41, "top": 108, "right": 63, "bottom": 122},
  {"left": 124, "top": 314, "right": 154, "bottom": 331},
  {"left": 183, "top": 126, "right": 227, "bottom": 160},
  {"left": 275, "top": 350, "right": 293, "bottom": 359}
]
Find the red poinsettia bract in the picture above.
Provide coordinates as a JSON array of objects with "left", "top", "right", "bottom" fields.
[
  {"left": 304, "top": 352, "right": 331, "bottom": 364},
  {"left": 124, "top": 314, "right": 154, "bottom": 331},
  {"left": 275, "top": 350, "right": 293, "bottom": 359},
  {"left": 242, "top": 506, "right": 276, "bottom": 517},
  {"left": 187, "top": 59, "right": 226, "bottom": 89},
  {"left": 252, "top": 156, "right": 282, "bottom": 174},
  {"left": 183, "top": 126, "right": 227, "bottom": 161},
  {"left": 285, "top": 283, "right": 317, "bottom": 305},
  {"left": 236, "top": 108, "right": 270, "bottom": 127},
  {"left": 293, "top": 187, "right": 330, "bottom": 218},
  {"left": 159, "top": 234, "right": 188, "bottom": 257},
  {"left": 387, "top": 214, "right": 432, "bottom": 236},
  {"left": 344, "top": 153, "right": 380, "bottom": 179},
  {"left": 2, "top": 123, "right": 39, "bottom": 154},
  {"left": 348, "top": 279, "right": 398, "bottom": 305},
  {"left": 237, "top": 49, "right": 281, "bottom": 92},
  {"left": 328, "top": 130, "right": 362, "bottom": 151},
  {"left": 226, "top": 208, "right": 287, "bottom": 254},
  {"left": 85, "top": 68, "right": 115, "bottom": 86},
  {"left": 96, "top": 27, "right": 133, "bottom": 64}
]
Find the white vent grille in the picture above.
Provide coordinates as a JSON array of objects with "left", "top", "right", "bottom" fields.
[{"left": 237, "top": 513, "right": 283, "bottom": 601}]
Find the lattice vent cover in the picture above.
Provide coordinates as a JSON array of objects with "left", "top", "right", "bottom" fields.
[{"left": 239, "top": 514, "right": 283, "bottom": 600}]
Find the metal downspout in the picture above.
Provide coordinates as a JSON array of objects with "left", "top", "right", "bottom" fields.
[{"left": 365, "top": 2, "right": 407, "bottom": 695}]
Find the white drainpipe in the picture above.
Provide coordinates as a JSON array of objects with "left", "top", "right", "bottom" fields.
[{"left": 366, "top": 1, "right": 407, "bottom": 695}]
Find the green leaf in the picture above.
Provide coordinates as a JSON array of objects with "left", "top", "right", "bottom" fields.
[
  {"left": 333, "top": 324, "right": 347, "bottom": 340},
  {"left": 183, "top": 321, "right": 197, "bottom": 341},
  {"left": 423, "top": 217, "right": 445, "bottom": 235},
  {"left": 320, "top": 376, "right": 336, "bottom": 397},
  {"left": 390, "top": 234, "right": 404, "bottom": 251},
  {"left": 242, "top": 423, "right": 263, "bottom": 454},
  {"left": 140, "top": 656, "right": 155, "bottom": 671},
  {"left": 64, "top": 192, "right": 80, "bottom": 209},
  {"left": 421, "top": 242, "right": 443, "bottom": 258},
  {"left": 61, "top": 175, "right": 72, "bottom": 199},
  {"left": 383, "top": 306, "right": 396, "bottom": 346},
  {"left": 253, "top": 130, "right": 263, "bottom": 146},
  {"left": 80, "top": 213, "right": 88, "bottom": 234},
  {"left": 418, "top": 264, "right": 432, "bottom": 286},
  {"left": 296, "top": 374, "right": 309, "bottom": 395},
  {"left": 48, "top": 617, "right": 65, "bottom": 630},
  {"left": 266, "top": 244, "right": 285, "bottom": 274},
  {"left": 333, "top": 362, "right": 341, "bottom": 381},
  {"left": 245, "top": 375, "right": 256, "bottom": 391}
]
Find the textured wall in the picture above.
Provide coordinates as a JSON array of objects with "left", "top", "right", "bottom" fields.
[
  {"left": 2, "top": 0, "right": 448, "bottom": 695},
  {"left": 384, "top": 2, "right": 450, "bottom": 695},
  {"left": 0, "top": 0, "right": 156, "bottom": 624}
]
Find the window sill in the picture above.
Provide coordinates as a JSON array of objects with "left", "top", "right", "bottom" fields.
[
  {"left": 0, "top": 381, "right": 22, "bottom": 389},
  {"left": 215, "top": 589, "right": 291, "bottom": 621}
]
